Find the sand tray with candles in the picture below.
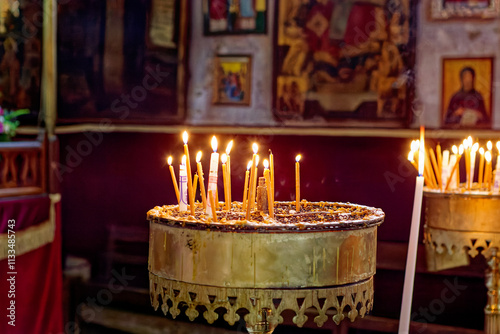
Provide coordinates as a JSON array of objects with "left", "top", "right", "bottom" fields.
[
  {"left": 148, "top": 200, "right": 384, "bottom": 331},
  {"left": 147, "top": 200, "right": 384, "bottom": 232}
]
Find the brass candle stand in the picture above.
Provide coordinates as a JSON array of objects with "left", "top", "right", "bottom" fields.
[
  {"left": 148, "top": 201, "right": 384, "bottom": 333},
  {"left": 424, "top": 189, "right": 500, "bottom": 333}
]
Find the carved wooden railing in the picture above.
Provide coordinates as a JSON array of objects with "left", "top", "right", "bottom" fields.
[{"left": 0, "top": 134, "right": 47, "bottom": 197}]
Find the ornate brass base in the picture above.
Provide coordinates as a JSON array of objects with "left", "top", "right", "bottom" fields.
[
  {"left": 485, "top": 249, "right": 500, "bottom": 334},
  {"left": 424, "top": 190, "right": 500, "bottom": 334},
  {"left": 148, "top": 202, "right": 383, "bottom": 332},
  {"left": 149, "top": 272, "right": 374, "bottom": 330},
  {"left": 246, "top": 309, "right": 276, "bottom": 334}
]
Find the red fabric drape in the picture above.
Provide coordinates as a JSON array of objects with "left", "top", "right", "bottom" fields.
[{"left": 0, "top": 195, "right": 64, "bottom": 334}]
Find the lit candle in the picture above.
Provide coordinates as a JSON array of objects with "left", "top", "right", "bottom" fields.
[
  {"left": 206, "top": 136, "right": 219, "bottom": 217},
  {"left": 269, "top": 150, "right": 275, "bottom": 203},
  {"left": 182, "top": 131, "right": 195, "bottom": 215},
  {"left": 263, "top": 159, "right": 274, "bottom": 218},
  {"left": 295, "top": 154, "right": 301, "bottom": 212},
  {"left": 399, "top": 126, "right": 425, "bottom": 333},
  {"left": 446, "top": 145, "right": 464, "bottom": 191},
  {"left": 411, "top": 140, "right": 420, "bottom": 171},
  {"left": 485, "top": 151, "right": 493, "bottom": 191},
  {"left": 221, "top": 153, "right": 229, "bottom": 210},
  {"left": 208, "top": 190, "right": 217, "bottom": 222},
  {"left": 179, "top": 155, "right": 188, "bottom": 212},
  {"left": 242, "top": 161, "right": 251, "bottom": 211},
  {"left": 457, "top": 144, "right": 463, "bottom": 188},
  {"left": 436, "top": 143, "right": 442, "bottom": 181},
  {"left": 226, "top": 140, "right": 233, "bottom": 206},
  {"left": 487, "top": 140, "right": 493, "bottom": 162},
  {"left": 470, "top": 142, "right": 479, "bottom": 190},
  {"left": 408, "top": 151, "right": 418, "bottom": 171},
  {"left": 252, "top": 155, "right": 260, "bottom": 210},
  {"left": 196, "top": 151, "right": 207, "bottom": 210},
  {"left": 441, "top": 150, "right": 450, "bottom": 189},
  {"left": 246, "top": 144, "right": 259, "bottom": 220},
  {"left": 167, "top": 156, "right": 180, "bottom": 204},
  {"left": 429, "top": 148, "right": 441, "bottom": 190},
  {"left": 463, "top": 138, "right": 471, "bottom": 191},
  {"left": 442, "top": 150, "right": 450, "bottom": 168},
  {"left": 424, "top": 149, "right": 437, "bottom": 189},
  {"left": 193, "top": 173, "right": 199, "bottom": 200},
  {"left": 448, "top": 154, "right": 458, "bottom": 190},
  {"left": 479, "top": 148, "right": 485, "bottom": 188},
  {"left": 487, "top": 141, "right": 493, "bottom": 191}
]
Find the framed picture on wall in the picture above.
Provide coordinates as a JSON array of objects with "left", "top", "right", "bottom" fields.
[
  {"left": 441, "top": 57, "right": 493, "bottom": 129},
  {"left": 0, "top": 2, "right": 43, "bottom": 126},
  {"left": 273, "top": 0, "right": 416, "bottom": 127},
  {"left": 203, "top": 0, "right": 267, "bottom": 35},
  {"left": 212, "top": 55, "right": 252, "bottom": 105},
  {"left": 57, "top": 0, "right": 188, "bottom": 124},
  {"left": 431, "top": 0, "right": 500, "bottom": 20}
]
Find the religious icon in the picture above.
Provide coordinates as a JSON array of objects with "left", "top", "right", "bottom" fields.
[
  {"left": 0, "top": 2, "right": 42, "bottom": 113},
  {"left": 203, "top": 0, "right": 267, "bottom": 35},
  {"left": 442, "top": 58, "right": 493, "bottom": 129},
  {"left": 213, "top": 55, "right": 252, "bottom": 105},
  {"left": 431, "top": 0, "right": 500, "bottom": 19},
  {"left": 274, "top": 0, "right": 413, "bottom": 125}
]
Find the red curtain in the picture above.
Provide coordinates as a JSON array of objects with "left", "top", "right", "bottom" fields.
[{"left": 0, "top": 195, "right": 64, "bottom": 334}]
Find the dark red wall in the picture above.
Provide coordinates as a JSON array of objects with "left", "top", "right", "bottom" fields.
[{"left": 58, "top": 131, "right": 429, "bottom": 261}]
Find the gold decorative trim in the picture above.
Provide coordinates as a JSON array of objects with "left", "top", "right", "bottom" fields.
[
  {"left": 431, "top": 0, "right": 500, "bottom": 20},
  {"left": 0, "top": 194, "right": 61, "bottom": 260},
  {"left": 149, "top": 273, "right": 374, "bottom": 328},
  {"left": 425, "top": 226, "right": 500, "bottom": 259}
]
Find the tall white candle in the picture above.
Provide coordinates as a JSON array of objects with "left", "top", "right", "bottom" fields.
[
  {"left": 206, "top": 136, "right": 219, "bottom": 216},
  {"left": 399, "top": 126, "right": 425, "bottom": 333},
  {"left": 447, "top": 155, "right": 458, "bottom": 190},
  {"left": 179, "top": 155, "right": 188, "bottom": 212},
  {"left": 441, "top": 150, "right": 450, "bottom": 189}
]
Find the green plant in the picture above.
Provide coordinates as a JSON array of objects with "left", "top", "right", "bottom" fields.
[{"left": 0, "top": 107, "right": 29, "bottom": 141}]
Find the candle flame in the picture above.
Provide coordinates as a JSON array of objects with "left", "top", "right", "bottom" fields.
[
  {"left": 211, "top": 136, "right": 218, "bottom": 152},
  {"left": 410, "top": 140, "right": 419, "bottom": 152},
  {"left": 487, "top": 140, "right": 493, "bottom": 151},
  {"left": 247, "top": 161, "right": 252, "bottom": 170},
  {"left": 459, "top": 144, "right": 464, "bottom": 155},
  {"left": 252, "top": 143, "right": 258, "bottom": 154},
  {"left": 418, "top": 126, "right": 425, "bottom": 176},
  {"left": 486, "top": 151, "right": 492, "bottom": 163},
  {"left": 407, "top": 151, "right": 414, "bottom": 162},
  {"left": 480, "top": 147, "right": 485, "bottom": 155},
  {"left": 167, "top": 156, "right": 173, "bottom": 166},
  {"left": 296, "top": 154, "right": 302, "bottom": 163},
  {"left": 452, "top": 145, "right": 458, "bottom": 155},
  {"left": 263, "top": 159, "right": 269, "bottom": 169},
  {"left": 497, "top": 141, "right": 500, "bottom": 152},
  {"left": 472, "top": 142, "right": 479, "bottom": 152},
  {"left": 221, "top": 153, "right": 227, "bottom": 164},
  {"left": 182, "top": 131, "right": 189, "bottom": 144},
  {"left": 196, "top": 151, "right": 202, "bottom": 163},
  {"left": 226, "top": 140, "right": 233, "bottom": 155},
  {"left": 467, "top": 136, "right": 473, "bottom": 148},
  {"left": 255, "top": 155, "right": 260, "bottom": 167},
  {"left": 182, "top": 155, "right": 186, "bottom": 165}
]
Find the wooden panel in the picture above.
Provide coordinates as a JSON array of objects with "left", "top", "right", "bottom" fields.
[{"left": 0, "top": 134, "right": 47, "bottom": 197}]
